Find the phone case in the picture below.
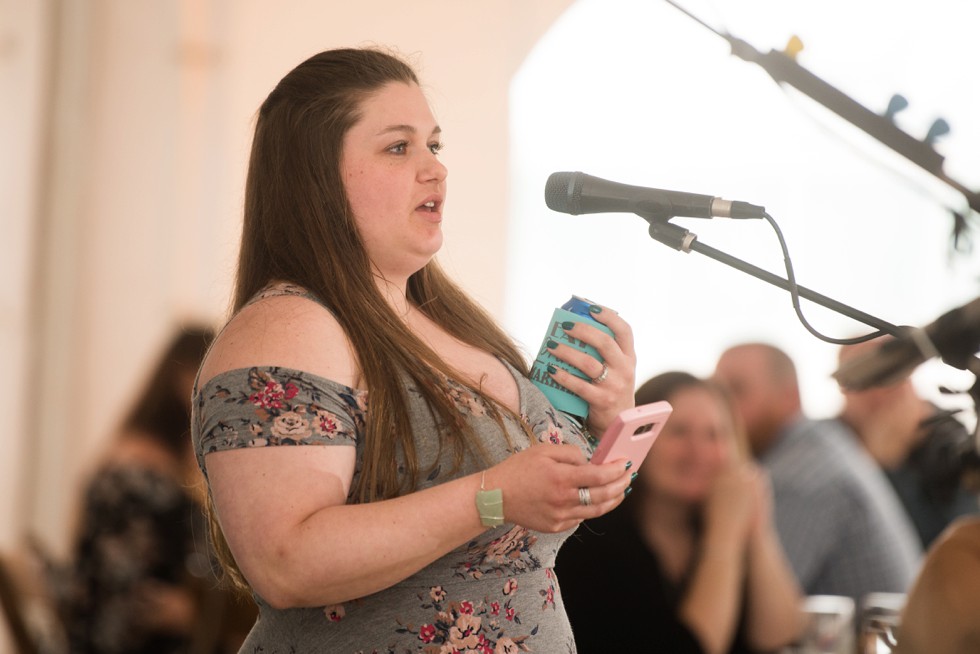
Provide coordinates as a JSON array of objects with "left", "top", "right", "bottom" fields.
[{"left": 589, "top": 401, "right": 673, "bottom": 468}]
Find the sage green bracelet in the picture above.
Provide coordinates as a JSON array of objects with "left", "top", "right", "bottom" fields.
[{"left": 475, "top": 470, "right": 504, "bottom": 527}]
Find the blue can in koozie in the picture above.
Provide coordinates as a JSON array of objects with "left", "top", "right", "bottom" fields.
[
  {"left": 530, "top": 295, "right": 614, "bottom": 418},
  {"left": 561, "top": 295, "right": 595, "bottom": 318}
]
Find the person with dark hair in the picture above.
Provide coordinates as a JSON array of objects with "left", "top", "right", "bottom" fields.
[
  {"left": 64, "top": 326, "right": 256, "bottom": 653},
  {"left": 556, "top": 372, "right": 803, "bottom": 653},
  {"left": 191, "top": 47, "right": 637, "bottom": 651},
  {"left": 836, "top": 338, "right": 979, "bottom": 549},
  {"left": 713, "top": 342, "right": 922, "bottom": 608}
]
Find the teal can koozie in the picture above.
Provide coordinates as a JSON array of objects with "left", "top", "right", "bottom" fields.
[{"left": 530, "top": 295, "right": 615, "bottom": 418}]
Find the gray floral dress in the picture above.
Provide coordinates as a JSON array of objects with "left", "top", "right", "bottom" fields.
[{"left": 192, "top": 288, "right": 592, "bottom": 653}]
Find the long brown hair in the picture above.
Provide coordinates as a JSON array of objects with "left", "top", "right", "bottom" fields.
[
  {"left": 123, "top": 326, "right": 216, "bottom": 457},
  {"left": 634, "top": 371, "right": 748, "bottom": 465},
  {"left": 209, "top": 47, "right": 528, "bottom": 590}
]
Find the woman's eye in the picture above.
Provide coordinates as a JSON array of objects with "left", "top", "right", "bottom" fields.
[{"left": 386, "top": 141, "right": 442, "bottom": 155}]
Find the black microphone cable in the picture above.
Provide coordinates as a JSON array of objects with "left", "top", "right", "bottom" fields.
[{"left": 761, "top": 210, "right": 891, "bottom": 346}]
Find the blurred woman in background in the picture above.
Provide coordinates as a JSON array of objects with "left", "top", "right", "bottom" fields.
[
  {"left": 556, "top": 371, "right": 804, "bottom": 653},
  {"left": 62, "top": 326, "right": 255, "bottom": 654}
]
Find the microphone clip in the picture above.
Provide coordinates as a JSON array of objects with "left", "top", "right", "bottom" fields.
[{"left": 643, "top": 215, "right": 697, "bottom": 253}]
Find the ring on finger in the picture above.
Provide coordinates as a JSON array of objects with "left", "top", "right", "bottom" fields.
[
  {"left": 578, "top": 487, "right": 592, "bottom": 506},
  {"left": 591, "top": 363, "right": 609, "bottom": 385}
]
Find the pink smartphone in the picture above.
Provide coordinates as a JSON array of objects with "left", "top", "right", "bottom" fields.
[{"left": 589, "top": 401, "right": 673, "bottom": 468}]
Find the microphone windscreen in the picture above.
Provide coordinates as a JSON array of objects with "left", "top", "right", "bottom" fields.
[{"left": 545, "top": 171, "right": 580, "bottom": 214}]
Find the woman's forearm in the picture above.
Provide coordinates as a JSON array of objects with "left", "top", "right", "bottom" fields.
[
  {"left": 677, "top": 527, "right": 747, "bottom": 654},
  {"left": 744, "top": 524, "right": 806, "bottom": 650},
  {"left": 235, "top": 470, "right": 488, "bottom": 609},
  {"left": 212, "top": 442, "right": 629, "bottom": 610}
]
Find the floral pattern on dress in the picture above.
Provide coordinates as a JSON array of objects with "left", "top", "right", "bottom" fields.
[
  {"left": 539, "top": 568, "right": 557, "bottom": 611},
  {"left": 444, "top": 376, "right": 492, "bottom": 418},
  {"left": 395, "top": 583, "right": 538, "bottom": 653},
  {"left": 197, "top": 367, "right": 366, "bottom": 455},
  {"left": 405, "top": 374, "right": 493, "bottom": 421},
  {"left": 324, "top": 603, "right": 346, "bottom": 622},
  {"left": 252, "top": 282, "right": 308, "bottom": 303},
  {"left": 523, "top": 407, "right": 593, "bottom": 453},
  {"left": 453, "top": 527, "right": 541, "bottom": 581},
  {"left": 192, "top": 287, "right": 587, "bottom": 651}
]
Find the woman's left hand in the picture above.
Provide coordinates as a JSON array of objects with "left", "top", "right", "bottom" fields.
[{"left": 545, "top": 303, "right": 636, "bottom": 435}]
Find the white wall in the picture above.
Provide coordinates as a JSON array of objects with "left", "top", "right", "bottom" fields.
[{"left": 1, "top": 0, "right": 50, "bottom": 559}]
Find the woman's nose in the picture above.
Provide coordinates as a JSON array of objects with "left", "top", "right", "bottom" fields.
[{"left": 419, "top": 151, "right": 448, "bottom": 183}]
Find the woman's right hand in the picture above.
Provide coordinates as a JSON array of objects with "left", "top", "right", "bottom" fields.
[
  {"left": 485, "top": 443, "right": 633, "bottom": 533},
  {"left": 703, "top": 462, "right": 762, "bottom": 546}
]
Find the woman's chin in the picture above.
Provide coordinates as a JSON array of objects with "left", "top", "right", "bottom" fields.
[{"left": 669, "top": 485, "right": 711, "bottom": 505}]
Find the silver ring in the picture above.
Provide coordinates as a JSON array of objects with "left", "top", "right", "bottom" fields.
[
  {"left": 591, "top": 363, "right": 609, "bottom": 385},
  {"left": 578, "top": 487, "right": 592, "bottom": 507}
]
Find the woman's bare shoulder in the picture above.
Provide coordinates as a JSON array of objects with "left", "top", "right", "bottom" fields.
[{"left": 198, "top": 292, "right": 359, "bottom": 389}]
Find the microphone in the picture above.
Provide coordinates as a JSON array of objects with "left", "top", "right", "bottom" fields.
[
  {"left": 833, "top": 296, "right": 980, "bottom": 390},
  {"left": 544, "top": 171, "right": 766, "bottom": 220}
]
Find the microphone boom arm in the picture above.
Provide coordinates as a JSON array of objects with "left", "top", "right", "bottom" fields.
[{"left": 645, "top": 218, "right": 904, "bottom": 336}]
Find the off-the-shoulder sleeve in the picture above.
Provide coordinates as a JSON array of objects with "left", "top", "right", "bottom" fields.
[{"left": 192, "top": 366, "right": 367, "bottom": 473}]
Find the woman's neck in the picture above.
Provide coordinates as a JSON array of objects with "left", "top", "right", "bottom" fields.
[
  {"left": 639, "top": 488, "right": 696, "bottom": 533},
  {"left": 635, "top": 489, "right": 699, "bottom": 582},
  {"left": 374, "top": 273, "right": 411, "bottom": 316}
]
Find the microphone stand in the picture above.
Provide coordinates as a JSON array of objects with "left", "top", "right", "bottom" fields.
[
  {"left": 643, "top": 217, "right": 903, "bottom": 336},
  {"left": 637, "top": 213, "right": 980, "bottom": 456},
  {"left": 642, "top": 212, "right": 980, "bottom": 460},
  {"left": 646, "top": 216, "right": 980, "bottom": 445}
]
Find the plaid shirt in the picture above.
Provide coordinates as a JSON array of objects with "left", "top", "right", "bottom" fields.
[{"left": 762, "top": 416, "right": 922, "bottom": 607}]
